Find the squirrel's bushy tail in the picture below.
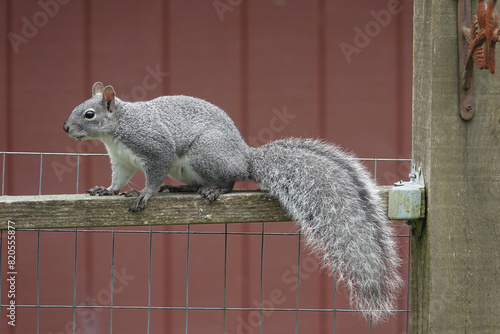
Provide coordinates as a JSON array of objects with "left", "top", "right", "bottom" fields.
[{"left": 249, "top": 138, "right": 403, "bottom": 323}]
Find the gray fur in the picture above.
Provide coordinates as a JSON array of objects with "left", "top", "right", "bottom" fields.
[
  {"left": 63, "top": 82, "right": 402, "bottom": 322},
  {"left": 63, "top": 83, "right": 250, "bottom": 210},
  {"left": 249, "top": 139, "right": 403, "bottom": 322}
]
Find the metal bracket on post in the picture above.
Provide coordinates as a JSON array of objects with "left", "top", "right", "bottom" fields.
[
  {"left": 458, "top": 0, "right": 500, "bottom": 121},
  {"left": 388, "top": 164, "right": 426, "bottom": 220}
]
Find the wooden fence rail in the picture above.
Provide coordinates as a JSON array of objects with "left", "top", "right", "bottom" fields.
[{"left": 0, "top": 186, "right": 415, "bottom": 230}]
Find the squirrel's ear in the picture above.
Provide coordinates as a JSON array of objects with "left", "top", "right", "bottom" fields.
[
  {"left": 103, "top": 85, "right": 116, "bottom": 111},
  {"left": 92, "top": 82, "right": 104, "bottom": 96}
]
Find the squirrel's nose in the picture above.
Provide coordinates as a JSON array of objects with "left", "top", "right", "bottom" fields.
[{"left": 63, "top": 122, "right": 69, "bottom": 133}]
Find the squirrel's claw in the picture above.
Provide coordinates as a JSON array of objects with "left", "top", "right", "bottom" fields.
[
  {"left": 198, "top": 187, "right": 220, "bottom": 201},
  {"left": 129, "top": 191, "right": 152, "bottom": 212},
  {"left": 120, "top": 189, "right": 141, "bottom": 197},
  {"left": 198, "top": 186, "right": 233, "bottom": 201},
  {"left": 85, "top": 186, "right": 118, "bottom": 196},
  {"left": 129, "top": 197, "right": 143, "bottom": 212}
]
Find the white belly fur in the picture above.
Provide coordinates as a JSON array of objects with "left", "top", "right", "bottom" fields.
[
  {"left": 102, "top": 137, "right": 144, "bottom": 171},
  {"left": 169, "top": 156, "right": 206, "bottom": 186},
  {"left": 102, "top": 136, "right": 205, "bottom": 186}
]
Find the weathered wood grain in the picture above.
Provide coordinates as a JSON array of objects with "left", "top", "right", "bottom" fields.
[
  {"left": 0, "top": 186, "right": 398, "bottom": 229},
  {"left": 412, "top": 1, "right": 500, "bottom": 332}
]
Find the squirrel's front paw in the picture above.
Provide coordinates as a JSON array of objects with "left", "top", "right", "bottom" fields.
[
  {"left": 85, "top": 186, "right": 118, "bottom": 196},
  {"left": 129, "top": 192, "right": 152, "bottom": 212},
  {"left": 120, "top": 189, "right": 141, "bottom": 197}
]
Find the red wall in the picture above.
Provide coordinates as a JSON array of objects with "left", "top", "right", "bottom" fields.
[{"left": 1, "top": 0, "right": 413, "bottom": 333}]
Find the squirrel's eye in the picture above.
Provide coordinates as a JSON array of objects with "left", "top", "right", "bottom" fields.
[{"left": 84, "top": 110, "right": 95, "bottom": 119}]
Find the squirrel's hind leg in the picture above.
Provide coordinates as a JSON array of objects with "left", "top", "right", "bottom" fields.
[
  {"left": 198, "top": 184, "right": 234, "bottom": 201},
  {"left": 183, "top": 131, "right": 248, "bottom": 201}
]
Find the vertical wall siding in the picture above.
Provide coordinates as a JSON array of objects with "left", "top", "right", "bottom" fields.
[
  {"left": 1, "top": 1, "right": 413, "bottom": 333},
  {"left": 1, "top": 0, "right": 413, "bottom": 192},
  {"left": 1, "top": 1, "right": 9, "bottom": 152}
]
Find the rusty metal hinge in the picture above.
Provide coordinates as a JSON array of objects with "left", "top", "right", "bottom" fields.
[{"left": 458, "top": 0, "right": 500, "bottom": 121}]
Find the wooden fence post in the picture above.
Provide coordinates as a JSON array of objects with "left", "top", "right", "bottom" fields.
[{"left": 412, "top": 0, "right": 500, "bottom": 332}]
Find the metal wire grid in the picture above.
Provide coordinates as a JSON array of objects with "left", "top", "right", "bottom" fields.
[
  {"left": 0, "top": 152, "right": 411, "bottom": 196},
  {"left": 0, "top": 152, "right": 412, "bottom": 333},
  {"left": 0, "top": 151, "right": 109, "bottom": 196}
]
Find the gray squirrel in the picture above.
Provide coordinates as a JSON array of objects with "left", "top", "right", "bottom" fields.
[{"left": 63, "top": 82, "right": 402, "bottom": 322}]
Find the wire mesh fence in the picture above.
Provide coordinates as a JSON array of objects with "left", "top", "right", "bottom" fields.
[{"left": 0, "top": 152, "right": 411, "bottom": 334}]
